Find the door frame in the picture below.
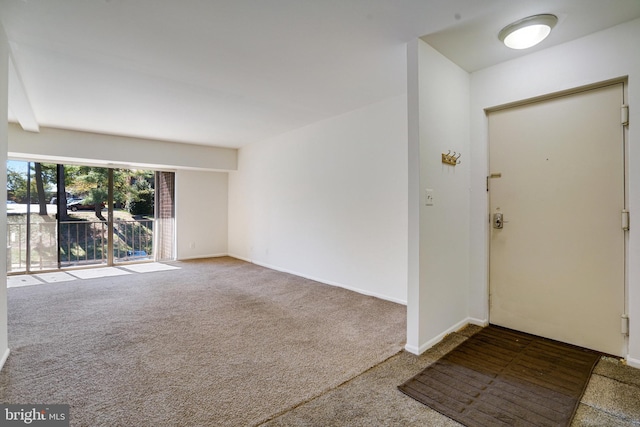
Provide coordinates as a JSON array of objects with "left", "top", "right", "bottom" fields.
[{"left": 484, "top": 78, "right": 629, "bottom": 352}]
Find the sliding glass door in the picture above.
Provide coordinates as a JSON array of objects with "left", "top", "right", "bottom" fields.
[
  {"left": 59, "top": 165, "right": 109, "bottom": 268},
  {"left": 6, "top": 160, "right": 175, "bottom": 274},
  {"left": 6, "top": 161, "right": 58, "bottom": 272},
  {"left": 112, "top": 168, "right": 156, "bottom": 264}
]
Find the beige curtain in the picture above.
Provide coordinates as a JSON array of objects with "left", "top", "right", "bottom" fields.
[{"left": 154, "top": 171, "right": 175, "bottom": 261}]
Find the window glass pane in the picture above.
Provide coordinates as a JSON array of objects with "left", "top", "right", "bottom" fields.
[
  {"left": 7, "top": 160, "right": 175, "bottom": 274},
  {"left": 60, "top": 165, "right": 109, "bottom": 267},
  {"left": 113, "top": 169, "right": 155, "bottom": 263},
  {"left": 29, "top": 162, "right": 58, "bottom": 271},
  {"left": 6, "top": 161, "right": 58, "bottom": 272},
  {"left": 7, "top": 160, "right": 29, "bottom": 272}
]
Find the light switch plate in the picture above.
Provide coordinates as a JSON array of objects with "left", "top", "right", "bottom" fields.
[{"left": 425, "top": 189, "right": 434, "bottom": 206}]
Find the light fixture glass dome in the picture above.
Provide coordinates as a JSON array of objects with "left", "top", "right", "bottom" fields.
[{"left": 499, "top": 14, "right": 558, "bottom": 50}]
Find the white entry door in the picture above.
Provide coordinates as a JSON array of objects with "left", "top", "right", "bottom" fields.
[{"left": 488, "top": 83, "right": 626, "bottom": 357}]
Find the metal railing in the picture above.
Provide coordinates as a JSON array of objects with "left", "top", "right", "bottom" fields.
[
  {"left": 7, "top": 220, "right": 58, "bottom": 272},
  {"left": 113, "top": 219, "right": 154, "bottom": 262},
  {"left": 59, "top": 220, "right": 108, "bottom": 267},
  {"left": 7, "top": 218, "right": 155, "bottom": 272}
]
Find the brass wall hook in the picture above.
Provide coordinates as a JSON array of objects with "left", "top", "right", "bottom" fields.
[{"left": 442, "top": 150, "right": 461, "bottom": 166}]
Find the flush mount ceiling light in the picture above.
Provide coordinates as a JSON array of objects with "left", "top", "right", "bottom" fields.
[{"left": 498, "top": 14, "right": 558, "bottom": 49}]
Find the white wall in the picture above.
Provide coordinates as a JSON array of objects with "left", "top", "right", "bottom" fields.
[
  {"left": 0, "top": 23, "right": 9, "bottom": 371},
  {"left": 228, "top": 96, "right": 408, "bottom": 304},
  {"left": 405, "top": 39, "right": 473, "bottom": 354},
  {"left": 8, "top": 125, "right": 237, "bottom": 172},
  {"left": 176, "top": 170, "right": 228, "bottom": 259},
  {"left": 469, "top": 18, "right": 640, "bottom": 367}
]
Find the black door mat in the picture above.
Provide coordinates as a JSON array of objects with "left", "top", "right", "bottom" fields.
[{"left": 398, "top": 325, "right": 602, "bottom": 427}]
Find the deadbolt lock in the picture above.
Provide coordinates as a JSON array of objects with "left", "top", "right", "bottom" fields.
[{"left": 493, "top": 212, "right": 503, "bottom": 229}]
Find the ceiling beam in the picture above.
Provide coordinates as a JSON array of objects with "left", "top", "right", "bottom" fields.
[{"left": 8, "top": 50, "right": 39, "bottom": 132}]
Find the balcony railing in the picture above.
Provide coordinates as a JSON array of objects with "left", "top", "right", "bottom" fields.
[
  {"left": 7, "top": 218, "right": 154, "bottom": 272},
  {"left": 113, "top": 218, "right": 154, "bottom": 262},
  {"left": 59, "top": 220, "right": 108, "bottom": 267},
  {"left": 7, "top": 220, "right": 57, "bottom": 271}
]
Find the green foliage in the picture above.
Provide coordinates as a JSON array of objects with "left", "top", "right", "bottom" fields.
[
  {"left": 7, "top": 169, "right": 27, "bottom": 202},
  {"left": 68, "top": 166, "right": 109, "bottom": 205},
  {"left": 6, "top": 162, "right": 57, "bottom": 203},
  {"left": 127, "top": 176, "right": 154, "bottom": 216},
  {"left": 64, "top": 167, "right": 155, "bottom": 219},
  {"left": 7, "top": 161, "right": 157, "bottom": 219}
]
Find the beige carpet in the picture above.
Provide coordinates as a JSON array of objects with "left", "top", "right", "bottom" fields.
[
  {"left": 262, "top": 326, "right": 640, "bottom": 427},
  {"left": 0, "top": 257, "right": 406, "bottom": 426}
]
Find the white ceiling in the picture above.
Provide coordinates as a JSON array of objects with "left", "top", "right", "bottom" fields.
[
  {"left": 423, "top": 0, "right": 640, "bottom": 72},
  {"left": 2, "top": 0, "right": 640, "bottom": 149}
]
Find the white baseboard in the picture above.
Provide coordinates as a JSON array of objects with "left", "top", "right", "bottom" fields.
[
  {"left": 226, "top": 254, "right": 407, "bottom": 305},
  {"left": 227, "top": 253, "right": 251, "bottom": 263},
  {"left": 0, "top": 348, "right": 10, "bottom": 372},
  {"left": 178, "top": 253, "right": 229, "bottom": 261},
  {"left": 404, "top": 343, "right": 420, "bottom": 354},
  {"left": 405, "top": 317, "right": 488, "bottom": 355},
  {"left": 468, "top": 317, "right": 489, "bottom": 327},
  {"left": 627, "top": 355, "right": 640, "bottom": 369}
]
